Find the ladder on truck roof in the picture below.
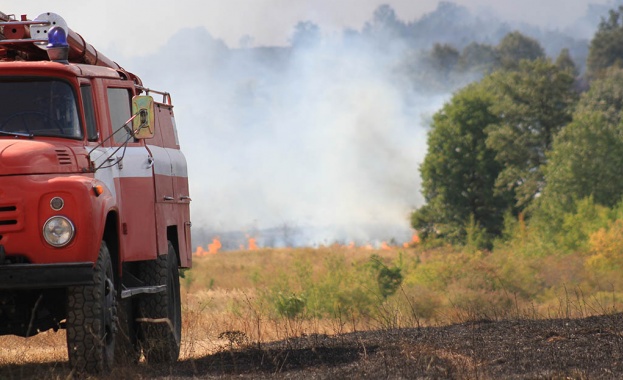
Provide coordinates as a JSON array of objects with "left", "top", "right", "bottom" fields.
[
  {"left": 0, "top": 11, "right": 121, "bottom": 70},
  {"left": 0, "top": 11, "right": 172, "bottom": 105}
]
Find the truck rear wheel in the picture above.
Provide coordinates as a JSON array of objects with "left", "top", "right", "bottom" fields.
[
  {"left": 66, "top": 241, "right": 117, "bottom": 373},
  {"left": 137, "top": 241, "right": 181, "bottom": 363}
]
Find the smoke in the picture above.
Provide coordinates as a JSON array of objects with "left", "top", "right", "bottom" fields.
[
  {"left": 123, "top": 25, "right": 446, "bottom": 248},
  {"left": 121, "top": 2, "right": 604, "bottom": 249}
]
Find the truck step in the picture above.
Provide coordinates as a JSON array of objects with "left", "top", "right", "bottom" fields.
[{"left": 120, "top": 284, "right": 166, "bottom": 299}]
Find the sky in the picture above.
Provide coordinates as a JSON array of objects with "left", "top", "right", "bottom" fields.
[
  {"left": 3, "top": 0, "right": 617, "bottom": 247},
  {"left": 5, "top": 0, "right": 614, "bottom": 57}
]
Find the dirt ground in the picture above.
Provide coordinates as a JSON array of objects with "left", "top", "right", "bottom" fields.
[{"left": 2, "top": 313, "right": 623, "bottom": 379}]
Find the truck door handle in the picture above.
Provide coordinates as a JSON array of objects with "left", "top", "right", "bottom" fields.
[
  {"left": 147, "top": 156, "right": 154, "bottom": 168},
  {"left": 180, "top": 195, "right": 192, "bottom": 201},
  {"left": 163, "top": 196, "right": 174, "bottom": 201}
]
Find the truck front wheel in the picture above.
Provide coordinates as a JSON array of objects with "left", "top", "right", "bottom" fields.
[
  {"left": 137, "top": 241, "right": 181, "bottom": 363},
  {"left": 66, "top": 241, "right": 117, "bottom": 373}
]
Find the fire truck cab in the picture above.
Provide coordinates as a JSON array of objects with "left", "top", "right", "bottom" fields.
[{"left": 0, "top": 12, "right": 191, "bottom": 372}]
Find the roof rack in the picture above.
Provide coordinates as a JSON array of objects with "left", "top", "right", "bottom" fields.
[
  {"left": 0, "top": 11, "right": 122, "bottom": 70},
  {"left": 136, "top": 85, "right": 173, "bottom": 105}
]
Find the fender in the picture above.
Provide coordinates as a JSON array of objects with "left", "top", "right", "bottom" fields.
[{"left": 91, "top": 178, "right": 119, "bottom": 248}]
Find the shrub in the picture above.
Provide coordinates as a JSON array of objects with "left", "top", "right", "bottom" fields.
[
  {"left": 274, "top": 292, "right": 306, "bottom": 318},
  {"left": 586, "top": 219, "right": 623, "bottom": 292},
  {"left": 368, "top": 254, "right": 403, "bottom": 299}
]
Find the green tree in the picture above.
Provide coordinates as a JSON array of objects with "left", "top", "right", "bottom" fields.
[
  {"left": 412, "top": 83, "right": 512, "bottom": 244},
  {"left": 428, "top": 43, "right": 460, "bottom": 74},
  {"left": 587, "top": 6, "right": 623, "bottom": 78},
  {"left": 496, "top": 31, "right": 545, "bottom": 70},
  {"left": 544, "top": 112, "right": 623, "bottom": 209},
  {"left": 458, "top": 42, "right": 499, "bottom": 74},
  {"left": 542, "top": 68, "right": 623, "bottom": 211},
  {"left": 484, "top": 59, "right": 578, "bottom": 209},
  {"left": 555, "top": 48, "right": 579, "bottom": 77},
  {"left": 574, "top": 67, "right": 623, "bottom": 125}
]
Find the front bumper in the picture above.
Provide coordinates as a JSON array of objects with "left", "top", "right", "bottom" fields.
[{"left": 0, "top": 262, "right": 94, "bottom": 290}]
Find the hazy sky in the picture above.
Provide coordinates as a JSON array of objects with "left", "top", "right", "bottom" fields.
[{"left": 5, "top": 0, "right": 614, "bottom": 56}]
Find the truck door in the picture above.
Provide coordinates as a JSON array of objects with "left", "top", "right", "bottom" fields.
[
  {"left": 145, "top": 103, "right": 192, "bottom": 266},
  {"left": 106, "top": 87, "right": 157, "bottom": 261}
]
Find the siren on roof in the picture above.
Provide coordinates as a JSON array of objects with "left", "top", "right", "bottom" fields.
[
  {"left": 29, "top": 12, "right": 69, "bottom": 63},
  {"left": 46, "top": 26, "right": 69, "bottom": 63},
  {"left": 0, "top": 11, "right": 122, "bottom": 69}
]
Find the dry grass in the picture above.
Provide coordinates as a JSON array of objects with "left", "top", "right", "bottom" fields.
[
  {"left": 0, "top": 333, "right": 66, "bottom": 365},
  {"left": 2, "top": 245, "right": 623, "bottom": 371},
  {"left": 0, "top": 246, "right": 405, "bottom": 368}
]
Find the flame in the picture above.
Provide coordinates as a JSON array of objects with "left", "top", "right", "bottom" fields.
[
  {"left": 194, "top": 231, "right": 421, "bottom": 253},
  {"left": 248, "top": 237, "right": 258, "bottom": 250},
  {"left": 403, "top": 233, "right": 420, "bottom": 248},
  {"left": 194, "top": 246, "right": 206, "bottom": 256},
  {"left": 208, "top": 238, "right": 222, "bottom": 254}
]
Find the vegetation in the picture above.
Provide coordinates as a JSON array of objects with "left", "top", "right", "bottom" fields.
[
  {"left": 182, "top": 243, "right": 623, "bottom": 330},
  {"left": 587, "top": 5, "right": 623, "bottom": 78},
  {"left": 412, "top": 3, "right": 623, "bottom": 258},
  {"left": 413, "top": 82, "right": 507, "bottom": 245}
]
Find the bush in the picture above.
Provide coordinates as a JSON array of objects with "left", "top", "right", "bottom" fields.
[
  {"left": 274, "top": 292, "right": 306, "bottom": 318},
  {"left": 369, "top": 254, "right": 403, "bottom": 299}
]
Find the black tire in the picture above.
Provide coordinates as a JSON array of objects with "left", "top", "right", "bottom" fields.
[
  {"left": 137, "top": 241, "right": 181, "bottom": 363},
  {"left": 66, "top": 241, "right": 117, "bottom": 373}
]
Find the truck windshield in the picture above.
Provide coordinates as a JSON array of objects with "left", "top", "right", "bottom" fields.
[{"left": 0, "top": 78, "right": 82, "bottom": 139}]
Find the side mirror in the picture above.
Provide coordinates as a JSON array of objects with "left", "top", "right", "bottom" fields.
[{"left": 131, "top": 95, "right": 155, "bottom": 139}]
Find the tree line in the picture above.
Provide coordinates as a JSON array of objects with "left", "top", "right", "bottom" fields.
[{"left": 411, "top": 6, "right": 623, "bottom": 250}]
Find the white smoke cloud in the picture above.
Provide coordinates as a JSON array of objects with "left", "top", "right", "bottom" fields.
[
  {"left": 118, "top": 0, "right": 608, "bottom": 248},
  {"left": 124, "top": 26, "right": 449, "bottom": 247}
]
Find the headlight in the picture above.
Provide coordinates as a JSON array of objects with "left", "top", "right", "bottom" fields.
[{"left": 43, "top": 216, "right": 75, "bottom": 247}]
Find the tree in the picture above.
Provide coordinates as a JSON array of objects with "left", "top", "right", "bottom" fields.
[
  {"left": 555, "top": 48, "right": 579, "bottom": 77},
  {"left": 484, "top": 59, "right": 578, "bottom": 209},
  {"left": 422, "top": 43, "right": 460, "bottom": 85},
  {"left": 458, "top": 42, "right": 499, "bottom": 74},
  {"left": 496, "top": 31, "right": 545, "bottom": 70},
  {"left": 544, "top": 112, "right": 623, "bottom": 209},
  {"left": 412, "top": 83, "right": 513, "bottom": 244},
  {"left": 429, "top": 43, "right": 460, "bottom": 73},
  {"left": 574, "top": 67, "right": 623, "bottom": 125},
  {"left": 542, "top": 68, "right": 623, "bottom": 210},
  {"left": 363, "top": 4, "right": 406, "bottom": 41},
  {"left": 290, "top": 21, "right": 321, "bottom": 48},
  {"left": 587, "top": 6, "right": 623, "bottom": 78}
]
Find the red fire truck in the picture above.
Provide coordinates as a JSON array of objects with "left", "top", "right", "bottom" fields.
[{"left": 0, "top": 11, "right": 192, "bottom": 372}]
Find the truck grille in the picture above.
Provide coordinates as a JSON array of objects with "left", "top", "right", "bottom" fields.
[{"left": 0, "top": 204, "right": 19, "bottom": 231}]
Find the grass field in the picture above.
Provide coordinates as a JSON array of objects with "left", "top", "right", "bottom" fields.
[{"left": 2, "top": 244, "right": 622, "bottom": 369}]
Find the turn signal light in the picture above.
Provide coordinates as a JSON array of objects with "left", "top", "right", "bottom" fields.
[{"left": 93, "top": 185, "right": 104, "bottom": 196}]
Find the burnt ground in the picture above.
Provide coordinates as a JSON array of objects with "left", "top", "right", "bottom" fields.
[{"left": 3, "top": 313, "right": 623, "bottom": 379}]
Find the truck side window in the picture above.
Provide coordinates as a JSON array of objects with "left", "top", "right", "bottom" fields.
[
  {"left": 107, "top": 88, "right": 133, "bottom": 145},
  {"left": 81, "top": 85, "right": 98, "bottom": 141}
]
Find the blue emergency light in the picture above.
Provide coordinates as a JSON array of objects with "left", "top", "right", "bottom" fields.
[
  {"left": 46, "top": 26, "right": 69, "bottom": 63},
  {"left": 47, "top": 26, "right": 68, "bottom": 48}
]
